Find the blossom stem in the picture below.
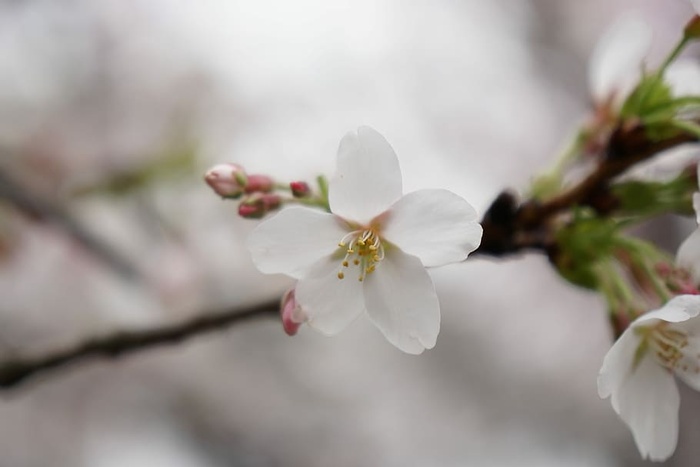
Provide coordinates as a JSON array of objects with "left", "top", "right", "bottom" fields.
[
  {"left": 530, "top": 129, "right": 585, "bottom": 199},
  {"left": 615, "top": 237, "right": 673, "bottom": 303},
  {"left": 669, "top": 120, "right": 700, "bottom": 139},
  {"left": 316, "top": 175, "right": 330, "bottom": 211},
  {"left": 658, "top": 36, "right": 690, "bottom": 76}
]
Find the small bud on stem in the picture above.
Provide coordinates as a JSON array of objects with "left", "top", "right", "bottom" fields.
[
  {"left": 290, "top": 181, "right": 311, "bottom": 198},
  {"left": 280, "top": 287, "right": 307, "bottom": 336},
  {"left": 245, "top": 174, "right": 275, "bottom": 194},
  {"left": 204, "top": 163, "right": 247, "bottom": 198},
  {"left": 685, "top": 15, "right": 700, "bottom": 40},
  {"left": 238, "top": 194, "right": 282, "bottom": 219}
]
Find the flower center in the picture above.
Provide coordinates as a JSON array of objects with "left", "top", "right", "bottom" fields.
[
  {"left": 336, "top": 229, "right": 385, "bottom": 282},
  {"left": 644, "top": 323, "right": 696, "bottom": 372}
]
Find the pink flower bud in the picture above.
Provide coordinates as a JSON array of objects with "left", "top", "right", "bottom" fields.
[
  {"left": 204, "top": 163, "right": 247, "bottom": 198},
  {"left": 244, "top": 174, "right": 275, "bottom": 193},
  {"left": 290, "top": 181, "right": 311, "bottom": 198},
  {"left": 238, "top": 194, "right": 282, "bottom": 219},
  {"left": 685, "top": 15, "right": 700, "bottom": 40},
  {"left": 280, "top": 287, "right": 307, "bottom": 336}
]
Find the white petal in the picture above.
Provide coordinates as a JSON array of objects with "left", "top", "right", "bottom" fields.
[
  {"left": 694, "top": 192, "right": 700, "bottom": 225},
  {"left": 589, "top": 16, "right": 652, "bottom": 103},
  {"left": 672, "top": 338, "right": 700, "bottom": 391},
  {"left": 635, "top": 295, "right": 700, "bottom": 325},
  {"left": 247, "top": 207, "right": 348, "bottom": 278},
  {"left": 666, "top": 60, "right": 700, "bottom": 97},
  {"left": 598, "top": 329, "right": 640, "bottom": 399},
  {"left": 692, "top": 0, "right": 700, "bottom": 14},
  {"left": 363, "top": 250, "right": 440, "bottom": 354},
  {"left": 380, "top": 189, "right": 482, "bottom": 267},
  {"left": 329, "top": 126, "right": 403, "bottom": 224},
  {"left": 295, "top": 256, "right": 365, "bottom": 335},
  {"left": 614, "top": 356, "right": 679, "bottom": 462},
  {"left": 677, "top": 229, "right": 700, "bottom": 283}
]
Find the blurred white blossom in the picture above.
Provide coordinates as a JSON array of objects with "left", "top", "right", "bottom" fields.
[
  {"left": 598, "top": 295, "right": 700, "bottom": 461},
  {"left": 588, "top": 16, "right": 652, "bottom": 108}
]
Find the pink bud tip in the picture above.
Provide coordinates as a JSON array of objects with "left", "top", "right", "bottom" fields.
[
  {"left": 685, "top": 15, "right": 700, "bottom": 40},
  {"left": 280, "top": 288, "right": 307, "bottom": 336},
  {"left": 204, "top": 163, "right": 247, "bottom": 198},
  {"left": 244, "top": 174, "right": 275, "bottom": 193},
  {"left": 677, "top": 285, "right": 700, "bottom": 295},
  {"left": 290, "top": 181, "right": 311, "bottom": 198}
]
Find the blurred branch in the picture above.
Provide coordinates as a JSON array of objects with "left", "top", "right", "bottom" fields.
[
  {"left": 0, "top": 299, "right": 279, "bottom": 389},
  {"left": 0, "top": 167, "right": 141, "bottom": 280}
]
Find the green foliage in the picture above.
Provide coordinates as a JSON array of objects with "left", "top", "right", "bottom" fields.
[
  {"left": 621, "top": 74, "right": 673, "bottom": 121},
  {"left": 553, "top": 213, "right": 619, "bottom": 289},
  {"left": 612, "top": 173, "right": 695, "bottom": 218}
]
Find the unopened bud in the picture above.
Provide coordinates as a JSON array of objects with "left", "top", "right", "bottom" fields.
[
  {"left": 290, "top": 181, "right": 311, "bottom": 198},
  {"left": 204, "top": 163, "right": 247, "bottom": 198},
  {"left": 280, "top": 287, "right": 307, "bottom": 336},
  {"left": 238, "top": 194, "right": 282, "bottom": 219},
  {"left": 685, "top": 15, "right": 700, "bottom": 40},
  {"left": 244, "top": 174, "right": 275, "bottom": 193}
]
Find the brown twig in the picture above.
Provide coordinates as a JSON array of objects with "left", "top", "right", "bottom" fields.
[
  {"left": 474, "top": 124, "right": 697, "bottom": 257},
  {"left": 0, "top": 299, "right": 279, "bottom": 389},
  {"left": 0, "top": 167, "right": 141, "bottom": 280}
]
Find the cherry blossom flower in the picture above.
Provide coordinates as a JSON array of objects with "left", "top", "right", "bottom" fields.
[
  {"left": 247, "top": 126, "right": 482, "bottom": 353},
  {"left": 598, "top": 295, "right": 700, "bottom": 461}
]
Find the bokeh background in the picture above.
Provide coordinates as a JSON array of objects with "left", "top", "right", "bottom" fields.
[{"left": 0, "top": 0, "right": 698, "bottom": 465}]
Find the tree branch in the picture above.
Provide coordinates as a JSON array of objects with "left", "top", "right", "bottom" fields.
[
  {"left": 0, "top": 167, "right": 141, "bottom": 280},
  {"left": 474, "top": 124, "right": 698, "bottom": 257},
  {"left": 0, "top": 299, "right": 279, "bottom": 389}
]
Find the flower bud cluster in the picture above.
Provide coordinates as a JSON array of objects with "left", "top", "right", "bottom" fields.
[
  {"left": 204, "top": 163, "right": 282, "bottom": 218},
  {"left": 204, "top": 163, "right": 328, "bottom": 220}
]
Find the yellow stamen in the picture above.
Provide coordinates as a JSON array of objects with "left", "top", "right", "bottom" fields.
[{"left": 335, "top": 228, "right": 385, "bottom": 281}]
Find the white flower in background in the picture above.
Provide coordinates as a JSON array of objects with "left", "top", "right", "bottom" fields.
[
  {"left": 588, "top": 16, "right": 652, "bottom": 108},
  {"left": 665, "top": 59, "right": 700, "bottom": 98},
  {"left": 598, "top": 295, "right": 700, "bottom": 461},
  {"left": 677, "top": 165, "right": 700, "bottom": 283},
  {"left": 247, "top": 126, "right": 482, "bottom": 354},
  {"left": 589, "top": 15, "right": 700, "bottom": 109}
]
